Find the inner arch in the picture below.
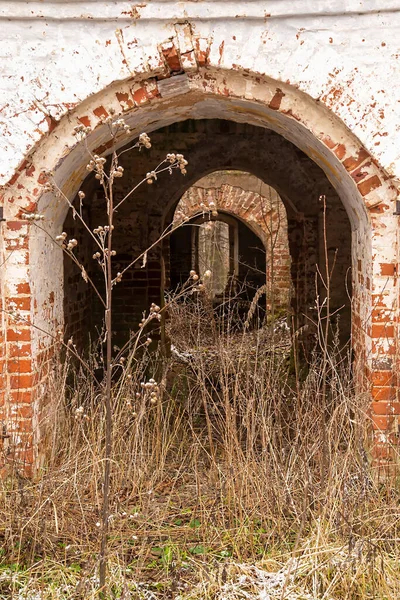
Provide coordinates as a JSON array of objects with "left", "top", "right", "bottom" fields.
[
  {"left": 61, "top": 119, "right": 352, "bottom": 350},
  {"left": 170, "top": 170, "right": 291, "bottom": 316}
]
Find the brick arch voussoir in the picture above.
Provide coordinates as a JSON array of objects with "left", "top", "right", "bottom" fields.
[
  {"left": 176, "top": 181, "right": 288, "bottom": 242},
  {"left": 2, "top": 33, "right": 396, "bottom": 224},
  {"left": 176, "top": 186, "right": 268, "bottom": 245}
]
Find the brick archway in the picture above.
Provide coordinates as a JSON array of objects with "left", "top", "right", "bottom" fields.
[
  {"left": 0, "top": 57, "right": 397, "bottom": 472},
  {"left": 173, "top": 171, "right": 291, "bottom": 311}
]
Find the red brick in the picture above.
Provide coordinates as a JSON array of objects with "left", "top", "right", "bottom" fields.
[
  {"left": 371, "top": 443, "right": 392, "bottom": 460},
  {"left": 162, "top": 44, "right": 181, "bottom": 72},
  {"left": 334, "top": 144, "right": 346, "bottom": 160},
  {"left": 132, "top": 87, "right": 148, "bottom": 106},
  {"left": 8, "top": 359, "right": 32, "bottom": 373},
  {"left": 371, "top": 324, "right": 395, "bottom": 338},
  {"left": 358, "top": 175, "right": 381, "bottom": 196},
  {"left": 12, "top": 405, "right": 33, "bottom": 419},
  {"left": 11, "top": 420, "right": 34, "bottom": 433},
  {"left": 6, "top": 221, "right": 25, "bottom": 231},
  {"left": 372, "top": 342, "right": 396, "bottom": 355},
  {"left": 372, "top": 387, "right": 396, "bottom": 401},
  {"left": 371, "top": 415, "right": 390, "bottom": 430},
  {"left": 269, "top": 88, "right": 285, "bottom": 111},
  {"left": 372, "top": 401, "right": 394, "bottom": 415},
  {"left": 371, "top": 371, "right": 397, "bottom": 387},
  {"left": 9, "top": 390, "right": 34, "bottom": 404},
  {"left": 380, "top": 263, "right": 396, "bottom": 277},
  {"left": 78, "top": 115, "right": 91, "bottom": 127},
  {"left": 5, "top": 238, "right": 29, "bottom": 251},
  {"left": 16, "top": 447, "right": 34, "bottom": 466},
  {"left": 6, "top": 297, "right": 30, "bottom": 311},
  {"left": 8, "top": 343, "right": 31, "bottom": 358},
  {"left": 7, "top": 328, "right": 31, "bottom": 342},
  {"left": 16, "top": 282, "right": 31, "bottom": 295},
  {"left": 93, "top": 105, "right": 108, "bottom": 120},
  {"left": 342, "top": 148, "right": 369, "bottom": 171},
  {"left": 322, "top": 135, "right": 336, "bottom": 149},
  {"left": 10, "top": 374, "right": 35, "bottom": 390}
]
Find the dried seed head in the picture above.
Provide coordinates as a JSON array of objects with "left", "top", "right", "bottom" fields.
[
  {"left": 67, "top": 239, "right": 78, "bottom": 251},
  {"left": 114, "top": 165, "right": 124, "bottom": 178},
  {"left": 139, "top": 132, "right": 151, "bottom": 148}
]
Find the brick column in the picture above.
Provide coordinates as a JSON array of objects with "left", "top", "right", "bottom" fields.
[
  {"left": 367, "top": 211, "right": 399, "bottom": 470},
  {"left": 2, "top": 220, "right": 36, "bottom": 475},
  {"left": 287, "top": 216, "right": 318, "bottom": 333}
]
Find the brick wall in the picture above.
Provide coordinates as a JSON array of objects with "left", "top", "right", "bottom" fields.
[
  {"left": 0, "top": 9, "right": 398, "bottom": 472},
  {"left": 63, "top": 206, "right": 94, "bottom": 348},
  {"left": 60, "top": 121, "right": 352, "bottom": 354},
  {"left": 0, "top": 228, "right": 6, "bottom": 470},
  {"left": 173, "top": 172, "right": 291, "bottom": 311}
]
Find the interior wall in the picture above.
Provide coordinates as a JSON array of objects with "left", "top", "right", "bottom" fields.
[
  {"left": 62, "top": 119, "right": 352, "bottom": 352},
  {"left": 63, "top": 206, "right": 94, "bottom": 348}
]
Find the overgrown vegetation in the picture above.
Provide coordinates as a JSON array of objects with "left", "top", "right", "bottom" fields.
[
  {"left": 1, "top": 294, "right": 400, "bottom": 599},
  {"left": 2, "top": 123, "right": 399, "bottom": 599}
]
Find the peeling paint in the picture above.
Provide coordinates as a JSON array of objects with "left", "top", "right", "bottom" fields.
[{"left": 0, "top": 0, "right": 399, "bottom": 472}]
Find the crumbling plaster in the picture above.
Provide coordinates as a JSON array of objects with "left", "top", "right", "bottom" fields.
[
  {"left": 1, "top": 1, "right": 400, "bottom": 186},
  {"left": 0, "top": 0, "right": 399, "bottom": 471}
]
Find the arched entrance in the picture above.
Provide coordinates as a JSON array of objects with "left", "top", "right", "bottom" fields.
[
  {"left": 1, "top": 65, "right": 397, "bottom": 472},
  {"left": 171, "top": 171, "right": 291, "bottom": 314}
]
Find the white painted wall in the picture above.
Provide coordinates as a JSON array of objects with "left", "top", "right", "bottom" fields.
[
  {"left": 1, "top": 0, "right": 400, "bottom": 186},
  {"left": 1, "top": 1, "right": 399, "bottom": 470}
]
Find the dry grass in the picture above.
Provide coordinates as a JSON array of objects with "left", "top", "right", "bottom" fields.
[{"left": 1, "top": 297, "right": 400, "bottom": 599}]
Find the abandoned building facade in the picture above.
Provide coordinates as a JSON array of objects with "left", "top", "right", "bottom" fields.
[{"left": 0, "top": 1, "right": 399, "bottom": 473}]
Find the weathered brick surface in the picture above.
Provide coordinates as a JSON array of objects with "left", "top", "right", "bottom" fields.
[
  {"left": 0, "top": 2, "right": 399, "bottom": 472},
  {"left": 174, "top": 172, "right": 291, "bottom": 310}
]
